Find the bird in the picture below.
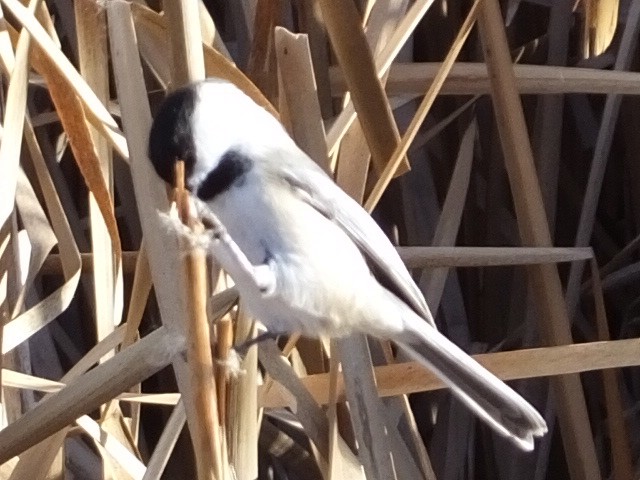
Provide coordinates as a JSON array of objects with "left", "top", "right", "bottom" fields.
[{"left": 147, "top": 78, "right": 547, "bottom": 451}]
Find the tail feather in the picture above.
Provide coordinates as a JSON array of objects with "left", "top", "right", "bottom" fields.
[{"left": 397, "top": 317, "right": 547, "bottom": 451}]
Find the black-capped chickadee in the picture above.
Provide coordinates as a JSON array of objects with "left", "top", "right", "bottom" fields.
[{"left": 147, "top": 78, "right": 547, "bottom": 450}]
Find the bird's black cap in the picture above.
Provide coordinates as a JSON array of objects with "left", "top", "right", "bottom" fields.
[{"left": 147, "top": 84, "right": 198, "bottom": 186}]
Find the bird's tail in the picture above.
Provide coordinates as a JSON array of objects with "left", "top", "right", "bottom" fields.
[{"left": 396, "top": 314, "right": 547, "bottom": 451}]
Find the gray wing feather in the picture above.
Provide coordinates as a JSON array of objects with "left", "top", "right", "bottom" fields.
[{"left": 281, "top": 161, "right": 435, "bottom": 326}]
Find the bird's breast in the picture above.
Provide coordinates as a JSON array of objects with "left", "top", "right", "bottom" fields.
[
  {"left": 207, "top": 179, "right": 299, "bottom": 264},
  {"left": 205, "top": 178, "right": 376, "bottom": 335}
]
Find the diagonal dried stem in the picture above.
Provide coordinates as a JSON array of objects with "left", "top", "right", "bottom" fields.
[
  {"left": 318, "top": 0, "right": 405, "bottom": 177},
  {"left": 476, "top": 0, "right": 600, "bottom": 476}
]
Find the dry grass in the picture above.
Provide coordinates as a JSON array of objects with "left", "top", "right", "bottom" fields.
[{"left": 0, "top": 0, "right": 638, "bottom": 479}]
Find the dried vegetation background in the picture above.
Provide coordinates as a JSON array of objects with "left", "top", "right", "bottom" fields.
[{"left": 0, "top": 0, "right": 638, "bottom": 479}]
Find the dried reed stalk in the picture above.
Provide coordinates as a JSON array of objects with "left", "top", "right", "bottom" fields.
[
  {"left": 365, "top": 0, "right": 481, "bottom": 211},
  {"left": 0, "top": 326, "right": 182, "bottom": 465},
  {"left": 42, "top": 245, "right": 594, "bottom": 274},
  {"left": 330, "top": 63, "right": 640, "bottom": 96},
  {"left": 477, "top": 0, "right": 599, "bottom": 477},
  {"left": 261, "top": 337, "right": 640, "bottom": 409},
  {"left": 317, "top": 0, "right": 407, "bottom": 177},
  {"left": 589, "top": 258, "right": 633, "bottom": 480},
  {"left": 6, "top": 334, "right": 640, "bottom": 412},
  {"left": 174, "top": 161, "right": 223, "bottom": 480}
]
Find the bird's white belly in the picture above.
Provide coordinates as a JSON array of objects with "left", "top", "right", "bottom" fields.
[{"left": 209, "top": 182, "right": 376, "bottom": 337}]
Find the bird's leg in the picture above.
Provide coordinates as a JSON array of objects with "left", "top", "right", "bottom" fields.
[
  {"left": 234, "top": 330, "right": 279, "bottom": 357},
  {"left": 195, "top": 201, "right": 277, "bottom": 297}
]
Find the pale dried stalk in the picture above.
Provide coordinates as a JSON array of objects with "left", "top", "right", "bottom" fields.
[
  {"left": 529, "top": 0, "right": 572, "bottom": 243},
  {"left": 71, "top": 3, "right": 133, "bottom": 466},
  {"left": 365, "top": 0, "right": 481, "bottom": 212},
  {"left": 0, "top": 0, "right": 128, "bottom": 158},
  {"left": 107, "top": 4, "right": 220, "bottom": 480},
  {"left": 6, "top": 334, "right": 640, "bottom": 412},
  {"left": 122, "top": 243, "right": 151, "bottom": 350},
  {"left": 257, "top": 340, "right": 330, "bottom": 460},
  {"left": 13, "top": 167, "right": 55, "bottom": 329},
  {"left": 0, "top": 0, "right": 34, "bottom": 228},
  {"left": 43, "top": 245, "right": 593, "bottom": 274},
  {"left": 329, "top": 63, "right": 640, "bottom": 96},
  {"left": 87, "top": 71, "right": 136, "bottom": 477},
  {"left": 178, "top": 209, "right": 223, "bottom": 480},
  {"left": 274, "top": 27, "right": 328, "bottom": 171},
  {"left": 227, "top": 306, "right": 259, "bottom": 480},
  {"left": 10, "top": 173, "right": 77, "bottom": 477},
  {"left": 317, "top": 0, "right": 405, "bottom": 177},
  {"left": 325, "top": 0, "right": 437, "bottom": 154},
  {"left": 3, "top": 118, "right": 81, "bottom": 356},
  {"left": 261, "top": 337, "right": 640, "bottom": 409},
  {"left": 76, "top": 0, "right": 118, "bottom": 359},
  {"left": 165, "top": 0, "right": 225, "bottom": 476},
  {"left": 588, "top": 258, "right": 633, "bottom": 480},
  {"left": 164, "top": 0, "right": 205, "bottom": 86},
  {"left": 400, "top": 246, "right": 593, "bottom": 268},
  {"left": 325, "top": 341, "right": 366, "bottom": 480},
  {"left": 214, "top": 312, "right": 232, "bottom": 473},
  {"left": 334, "top": 0, "right": 410, "bottom": 202},
  {"left": 0, "top": 327, "right": 182, "bottom": 465},
  {"left": 583, "top": 0, "right": 618, "bottom": 57},
  {"left": 326, "top": 341, "right": 341, "bottom": 480},
  {"left": 0, "top": 11, "right": 14, "bottom": 410},
  {"left": 42, "top": 251, "right": 138, "bottom": 274},
  {"left": 74, "top": 20, "right": 126, "bottom": 466},
  {"left": 0, "top": 228, "right": 10, "bottom": 419},
  {"left": 477, "top": 0, "right": 599, "bottom": 477},
  {"left": 75, "top": 415, "right": 146, "bottom": 479},
  {"left": 337, "top": 336, "right": 395, "bottom": 480},
  {"left": 142, "top": 401, "right": 187, "bottom": 480}
]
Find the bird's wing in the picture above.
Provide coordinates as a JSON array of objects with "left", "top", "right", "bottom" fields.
[{"left": 280, "top": 160, "right": 435, "bottom": 326}]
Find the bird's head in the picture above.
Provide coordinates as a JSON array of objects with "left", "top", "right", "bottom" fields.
[
  {"left": 147, "top": 79, "right": 287, "bottom": 199},
  {"left": 147, "top": 83, "right": 198, "bottom": 190}
]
